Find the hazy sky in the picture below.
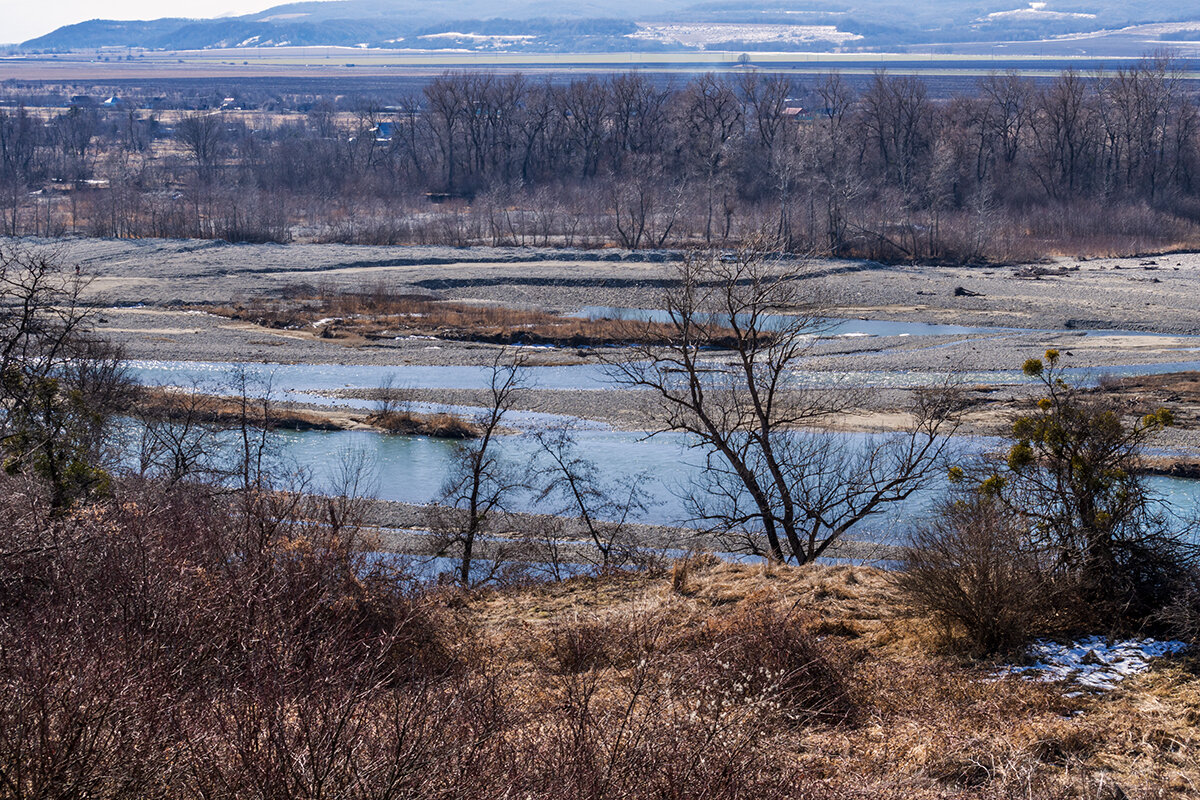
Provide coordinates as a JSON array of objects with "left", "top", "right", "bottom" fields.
[{"left": 5, "top": 0, "right": 318, "bottom": 43}]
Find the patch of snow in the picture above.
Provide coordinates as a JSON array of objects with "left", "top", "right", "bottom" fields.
[
  {"left": 983, "top": 2, "right": 1096, "bottom": 21},
  {"left": 627, "top": 23, "right": 862, "bottom": 48},
  {"left": 312, "top": 317, "right": 342, "bottom": 327},
  {"left": 997, "top": 636, "right": 1188, "bottom": 692},
  {"left": 417, "top": 32, "right": 538, "bottom": 42}
]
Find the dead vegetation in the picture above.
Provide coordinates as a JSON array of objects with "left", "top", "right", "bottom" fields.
[
  {"left": 368, "top": 409, "right": 478, "bottom": 438},
  {"left": 1093, "top": 371, "right": 1200, "bottom": 430},
  {"left": 0, "top": 466, "right": 1197, "bottom": 799},
  {"left": 9, "top": 66, "right": 1200, "bottom": 266},
  {"left": 194, "top": 283, "right": 755, "bottom": 349},
  {"left": 136, "top": 385, "right": 479, "bottom": 437},
  {"left": 471, "top": 557, "right": 1200, "bottom": 798}
]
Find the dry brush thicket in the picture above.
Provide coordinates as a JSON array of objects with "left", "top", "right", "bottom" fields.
[
  {"left": 4, "top": 497, "right": 1200, "bottom": 800},
  {"left": 899, "top": 350, "right": 1200, "bottom": 655},
  {"left": 5, "top": 59, "right": 1200, "bottom": 260},
  {"left": 1, "top": 245, "right": 1199, "bottom": 797}
]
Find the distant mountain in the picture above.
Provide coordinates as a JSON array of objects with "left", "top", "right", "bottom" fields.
[{"left": 19, "top": 0, "right": 1200, "bottom": 53}]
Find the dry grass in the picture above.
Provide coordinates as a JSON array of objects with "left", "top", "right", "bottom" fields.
[
  {"left": 466, "top": 559, "right": 1200, "bottom": 798},
  {"left": 369, "top": 409, "right": 478, "bottom": 438},
  {"left": 136, "top": 386, "right": 479, "bottom": 437},
  {"left": 196, "top": 285, "right": 754, "bottom": 349},
  {"left": 134, "top": 385, "right": 348, "bottom": 431},
  {"left": 3, "top": 471, "right": 1196, "bottom": 798}
]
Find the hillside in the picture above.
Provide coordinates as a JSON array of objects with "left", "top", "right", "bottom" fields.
[{"left": 19, "top": 0, "right": 1200, "bottom": 54}]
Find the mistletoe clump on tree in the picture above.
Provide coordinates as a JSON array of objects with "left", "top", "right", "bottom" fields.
[{"left": 974, "top": 349, "right": 1189, "bottom": 616}]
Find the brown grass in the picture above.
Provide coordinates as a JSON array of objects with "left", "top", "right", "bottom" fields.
[
  {"left": 469, "top": 560, "right": 1200, "bottom": 798},
  {"left": 1093, "top": 371, "right": 1200, "bottom": 428},
  {"left": 134, "top": 385, "right": 347, "bottom": 431},
  {"left": 368, "top": 410, "right": 478, "bottom": 438},
  {"left": 2, "top": 472, "right": 1196, "bottom": 799},
  {"left": 196, "top": 285, "right": 754, "bottom": 349},
  {"left": 136, "top": 386, "right": 479, "bottom": 437}
]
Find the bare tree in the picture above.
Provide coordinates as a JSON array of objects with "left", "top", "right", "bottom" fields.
[
  {"left": 809, "top": 72, "right": 861, "bottom": 254},
  {"left": 739, "top": 72, "right": 791, "bottom": 155},
  {"left": 610, "top": 157, "right": 685, "bottom": 250},
  {"left": 135, "top": 381, "right": 226, "bottom": 486},
  {"left": 0, "top": 246, "right": 131, "bottom": 509},
  {"left": 977, "top": 71, "right": 1033, "bottom": 178},
  {"left": 605, "top": 237, "right": 963, "bottom": 563},
  {"left": 531, "top": 425, "right": 649, "bottom": 569},
  {"left": 372, "top": 372, "right": 409, "bottom": 417},
  {"left": 1031, "top": 69, "right": 1098, "bottom": 198},
  {"left": 176, "top": 112, "right": 225, "bottom": 181},
  {"left": 430, "top": 350, "right": 529, "bottom": 585},
  {"left": 858, "top": 71, "right": 935, "bottom": 194},
  {"left": 6, "top": 66, "right": 1200, "bottom": 257},
  {"left": 681, "top": 74, "right": 745, "bottom": 243}
]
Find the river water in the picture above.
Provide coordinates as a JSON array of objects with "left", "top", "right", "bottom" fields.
[
  {"left": 124, "top": 313, "right": 1200, "bottom": 548},
  {"left": 573, "top": 306, "right": 1200, "bottom": 341},
  {"left": 267, "top": 427, "right": 1200, "bottom": 543}
]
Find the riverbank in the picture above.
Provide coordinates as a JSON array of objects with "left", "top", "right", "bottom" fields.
[
  {"left": 135, "top": 386, "right": 481, "bottom": 437},
  {"left": 351, "top": 498, "right": 901, "bottom": 564},
  {"left": 35, "top": 239, "right": 1200, "bottom": 337},
  {"left": 58, "top": 239, "right": 1199, "bottom": 391}
]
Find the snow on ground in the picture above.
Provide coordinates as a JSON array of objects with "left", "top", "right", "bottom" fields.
[
  {"left": 417, "top": 33, "right": 538, "bottom": 42},
  {"left": 984, "top": 3, "right": 1097, "bottom": 22},
  {"left": 627, "top": 24, "right": 862, "bottom": 48},
  {"left": 998, "top": 636, "right": 1188, "bottom": 692}
]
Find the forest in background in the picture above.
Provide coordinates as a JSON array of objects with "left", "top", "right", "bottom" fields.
[{"left": 4, "top": 57, "right": 1200, "bottom": 261}]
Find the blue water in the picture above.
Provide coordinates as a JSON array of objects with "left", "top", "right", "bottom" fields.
[
  {"left": 798, "top": 362, "right": 1200, "bottom": 389},
  {"left": 127, "top": 359, "right": 617, "bottom": 394},
  {"left": 572, "top": 306, "right": 1200, "bottom": 342},
  {"left": 572, "top": 306, "right": 1021, "bottom": 337},
  {"left": 266, "top": 428, "right": 1200, "bottom": 547},
  {"left": 123, "top": 310, "right": 1200, "bottom": 554}
]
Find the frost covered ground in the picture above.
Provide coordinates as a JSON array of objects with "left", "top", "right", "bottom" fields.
[{"left": 999, "top": 636, "right": 1189, "bottom": 692}]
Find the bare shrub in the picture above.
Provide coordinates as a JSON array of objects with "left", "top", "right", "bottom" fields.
[
  {"left": 976, "top": 351, "right": 1195, "bottom": 620},
  {"left": 372, "top": 371, "right": 407, "bottom": 417},
  {"left": 547, "top": 615, "right": 622, "bottom": 674},
  {"left": 686, "top": 602, "right": 860, "bottom": 726},
  {"left": 531, "top": 425, "right": 649, "bottom": 569},
  {"left": 898, "top": 493, "right": 1049, "bottom": 655},
  {"left": 1155, "top": 570, "right": 1200, "bottom": 647},
  {"left": 372, "top": 409, "right": 478, "bottom": 438}
]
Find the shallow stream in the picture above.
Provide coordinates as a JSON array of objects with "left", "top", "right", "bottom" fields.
[{"left": 124, "top": 311, "right": 1200, "bottom": 550}]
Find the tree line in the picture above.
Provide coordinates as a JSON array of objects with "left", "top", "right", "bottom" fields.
[{"left": 4, "top": 58, "right": 1200, "bottom": 259}]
